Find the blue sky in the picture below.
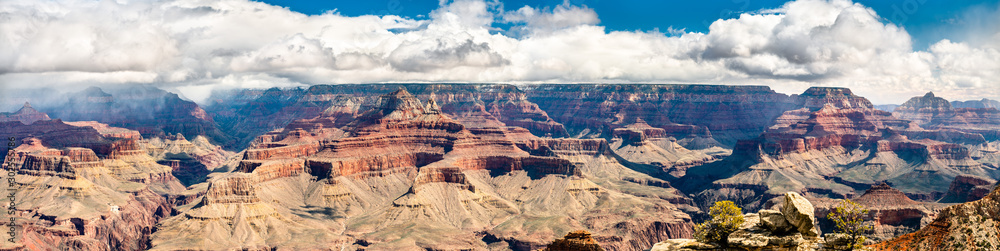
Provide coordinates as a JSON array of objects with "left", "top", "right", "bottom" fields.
[{"left": 260, "top": 0, "right": 1000, "bottom": 50}]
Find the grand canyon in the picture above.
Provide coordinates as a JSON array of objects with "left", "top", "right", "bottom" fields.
[
  {"left": 4, "top": 0, "right": 1000, "bottom": 250},
  {"left": 1, "top": 83, "right": 998, "bottom": 250}
]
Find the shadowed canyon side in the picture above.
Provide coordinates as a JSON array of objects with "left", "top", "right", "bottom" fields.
[{"left": 151, "top": 88, "right": 694, "bottom": 251}]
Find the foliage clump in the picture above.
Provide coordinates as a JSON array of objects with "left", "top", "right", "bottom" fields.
[
  {"left": 827, "top": 199, "right": 871, "bottom": 250},
  {"left": 694, "top": 200, "right": 744, "bottom": 245}
]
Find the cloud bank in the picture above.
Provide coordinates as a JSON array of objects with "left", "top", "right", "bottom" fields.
[{"left": 1, "top": 0, "right": 997, "bottom": 104}]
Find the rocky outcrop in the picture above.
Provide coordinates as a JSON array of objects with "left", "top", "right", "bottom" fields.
[
  {"left": 0, "top": 102, "right": 51, "bottom": 125},
  {"left": 873, "top": 183, "right": 1000, "bottom": 250},
  {"left": 939, "top": 175, "right": 997, "bottom": 203},
  {"left": 541, "top": 230, "right": 604, "bottom": 251},
  {"left": 650, "top": 192, "right": 829, "bottom": 250}
]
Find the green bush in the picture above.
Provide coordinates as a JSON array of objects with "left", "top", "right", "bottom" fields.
[
  {"left": 694, "top": 201, "right": 744, "bottom": 245},
  {"left": 827, "top": 199, "right": 871, "bottom": 250}
]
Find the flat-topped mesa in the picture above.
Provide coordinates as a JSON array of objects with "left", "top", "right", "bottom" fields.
[
  {"left": 798, "top": 87, "right": 873, "bottom": 110},
  {"left": 0, "top": 101, "right": 52, "bottom": 125}
]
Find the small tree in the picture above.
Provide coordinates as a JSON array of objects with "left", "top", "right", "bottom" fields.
[
  {"left": 694, "top": 200, "right": 744, "bottom": 245},
  {"left": 827, "top": 199, "right": 871, "bottom": 250}
]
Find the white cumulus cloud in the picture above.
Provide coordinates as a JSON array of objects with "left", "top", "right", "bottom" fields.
[{"left": 0, "top": 0, "right": 997, "bottom": 104}]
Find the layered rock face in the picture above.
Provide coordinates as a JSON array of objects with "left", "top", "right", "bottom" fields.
[
  {"left": 873, "top": 183, "right": 1000, "bottom": 250},
  {"left": 47, "top": 86, "right": 233, "bottom": 147},
  {"left": 155, "top": 88, "right": 695, "bottom": 251},
  {"left": 679, "top": 87, "right": 995, "bottom": 212},
  {"left": 0, "top": 102, "right": 51, "bottom": 125},
  {"left": 207, "top": 84, "right": 568, "bottom": 149},
  {"left": 523, "top": 84, "right": 800, "bottom": 147},
  {"left": 0, "top": 122, "right": 184, "bottom": 250}
]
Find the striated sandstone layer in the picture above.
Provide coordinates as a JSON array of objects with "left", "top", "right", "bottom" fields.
[{"left": 156, "top": 88, "right": 695, "bottom": 251}]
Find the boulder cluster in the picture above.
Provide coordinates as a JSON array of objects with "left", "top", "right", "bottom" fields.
[{"left": 652, "top": 192, "right": 861, "bottom": 250}]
